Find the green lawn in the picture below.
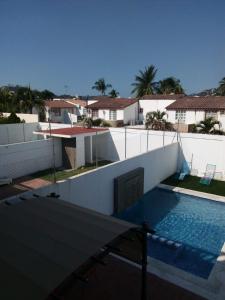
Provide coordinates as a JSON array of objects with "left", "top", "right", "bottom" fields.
[
  {"left": 163, "top": 175, "right": 225, "bottom": 197},
  {"left": 32, "top": 160, "right": 112, "bottom": 182}
]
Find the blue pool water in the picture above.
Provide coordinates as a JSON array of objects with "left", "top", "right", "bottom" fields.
[{"left": 117, "top": 188, "right": 225, "bottom": 278}]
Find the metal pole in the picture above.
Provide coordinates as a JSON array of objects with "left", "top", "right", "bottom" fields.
[
  {"left": 23, "top": 123, "right": 25, "bottom": 142},
  {"left": 163, "top": 124, "right": 165, "bottom": 148},
  {"left": 125, "top": 126, "right": 127, "bottom": 159},
  {"left": 146, "top": 129, "right": 149, "bottom": 152},
  {"left": 141, "top": 222, "right": 148, "bottom": 300},
  {"left": 95, "top": 131, "right": 98, "bottom": 168},
  {"left": 49, "top": 116, "right": 56, "bottom": 183}
]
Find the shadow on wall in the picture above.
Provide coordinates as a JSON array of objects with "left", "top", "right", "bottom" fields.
[{"left": 92, "top": 132, "right": 120, "bottom": 161}]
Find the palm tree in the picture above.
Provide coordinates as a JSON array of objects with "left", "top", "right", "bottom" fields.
[
  {"left": 109, "top": 89, "right": 119, "bottom": 98},
  {"left": 131, "top": 65, "right": 157, "bottom": 97},
  {"left": 156, "top": 77, "right": 184, "bottom": 94},
  {"left": 92, "top": 78, "right": 112, "bottom": 95},
  {"left": 196, "top": 117, "right": 221, "bottom": 134},
  {"left": 145, "top": 110, "right": 169, "bottom": 130},
  {"left": 217, "top": 77, "right": 225, "bottom": 96}
]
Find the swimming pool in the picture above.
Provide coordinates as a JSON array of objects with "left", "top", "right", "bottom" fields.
[{"left": 117, "top": 187, "right": 225, "bottom": 279}]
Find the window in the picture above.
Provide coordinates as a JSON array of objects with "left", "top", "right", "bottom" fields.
[
  {"left": 109, "top": 110, "right": 117, "bottom": 121},
  {"left": 175, "top": 110, "right": 186, "bottom": 123},
  {"left": 51, "top": 108, "right": 61, "bottom": 116},
  {"left": 92, "top": 110, "right": 98, "bottom": 119},
  {"left": 205, "top": 111, "right": 217, "bottom": 119}
]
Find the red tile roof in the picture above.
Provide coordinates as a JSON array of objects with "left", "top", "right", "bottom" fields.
[
  {"left": 40, "top": 126, "right": 109, "bottom": 137},
  {"left": 166, "top": 96, "right": 225, "bottom": 111},
  {"left": 140, "top": 94, "right": 185, "bottom": 100},
  {"left": 90, "top": 96, "right": 112, "bottom": 101},
  {"left": 66, "top": 99, "right": 87, "bottom": 107},
  {"left": 45, "top": 100, "right": 75, "bottom": 108},
  {"left": 86, "top": 98, "right": 138, "bottom": 110}
]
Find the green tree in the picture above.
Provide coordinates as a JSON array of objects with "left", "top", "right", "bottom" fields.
[
  {"left": 156, "top": 77, "right": 184, "bottom": 94},
  {"left": 196, "top": 117, "right": 221, "bottom": 134},
  {"left": 145, "top": 110, "right": 172, "bottom": 130},
  {"left": 216, "top": 77, "right": 225, "bottom": 96},
  {"left": 131, "top": 65, "right": 157, "bottom": 97},
  {"left": 92, "top": 78, "right": 112, "bottom": 95},
  {"left": 109, "top": 89, "right": 119, "bottom": 98}
]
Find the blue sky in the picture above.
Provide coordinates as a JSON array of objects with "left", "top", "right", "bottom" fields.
[{"left": 0, "top": 0, "right": 224, "bottom": 96}]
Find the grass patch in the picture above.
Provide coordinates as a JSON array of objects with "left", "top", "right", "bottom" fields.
[
  {"left": 162, "top": 175, "right": 225, "bottom": 197},
  {"left": 32, "top": 160, "right": 112, "bottom": 182}
]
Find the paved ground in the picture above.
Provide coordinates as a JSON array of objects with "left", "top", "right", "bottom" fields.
[
  {"left": 0, "top": 176, "right": 51, "bottom": 201},
  {"left": 62, "top": 255, "right": 205, "bottom": 300}
]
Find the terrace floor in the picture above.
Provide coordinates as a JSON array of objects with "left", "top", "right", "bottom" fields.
[
  {"left": 163, "top": 174, "right": 225, "bottom": 197},
  {"left": 63, "top": 255, "right": 205, "bottom": 300},
  {"left": 0, "top": 161, "right": 112, "bottom": 201}
]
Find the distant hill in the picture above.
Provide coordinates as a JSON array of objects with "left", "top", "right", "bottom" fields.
[{"left": 190, "top": 88, "right": 217, "bottom": 96}]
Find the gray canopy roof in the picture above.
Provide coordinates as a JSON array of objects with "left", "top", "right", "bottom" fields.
[{"left": 0, "top": 196, "right": 134, "bottom": 300}]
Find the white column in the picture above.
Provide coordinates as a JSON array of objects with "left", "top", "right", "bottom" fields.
[{"left": 76, "top": 136, "right": 85, "bottom": 168}]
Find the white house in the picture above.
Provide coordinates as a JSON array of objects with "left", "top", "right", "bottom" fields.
[
  {"left": 86, "top": 98, "right": 139, "bottom": 126},
  {"left": 166, "top": 96, "right": 225, "bottom": 130},
  {"left": 139, "top": 94, "right": 184, "bottom": 122},
  {"left": 45, "top": 100, "right": 78, "bottom": 124},
  {"left": 66, "top": 99, "right": 88, "bottom": 120}
]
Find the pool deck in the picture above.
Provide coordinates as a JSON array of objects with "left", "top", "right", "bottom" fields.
[
  {"left": 158, "top": 183, "right": 225, "bottom": 204},
  {"left": 155, "top": 183, "right": 225, "bottom": 300},
  {"left": 0, "top": 176, "right": 51, "bottom": 201}
]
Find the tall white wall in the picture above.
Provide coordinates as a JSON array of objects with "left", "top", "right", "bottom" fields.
[
  {"left": 94, "top": 128, "right": 225, "bottom": 179},
  {"left": 17, "top": 143, "right": 178, "bottom": 215},
  {"left": 123, "top": 103, "right": 138, "bottom": 124},
  {"left": 38, "top": 122, "right": 72, "bottom": 130},
  {"left": 0, "top": 138, "right": 62, "bottom": 179},
  {"left": 2, "top": 113, "right": 39, "bottom": 123},
  {"left": 0, "top": 123, "right": 42, "bottom": 145}
]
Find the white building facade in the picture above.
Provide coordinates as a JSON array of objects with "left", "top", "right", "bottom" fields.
[
  {"left": 87, "top": 98, "right": 139, "bottom": 126},
  {"left": 139, "top": 94, "right": 184, "bottom": 122},
  {"left": 166, "top": 96, "right": 225, "bottom": 130},
  {"left": 45, "top": 100, "right": 78, "bottom": 124}
]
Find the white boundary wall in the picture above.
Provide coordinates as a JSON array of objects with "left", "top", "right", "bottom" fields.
[
  {"left": 94, "top": 128, "right": 225, "bottom": 179},
  {"left": 0, "top": 138, "right": 62, "bottom": 179},
  {"left": 2, "top": 113, "right": 39, "bottom": 123},
  {"left": 0, "top": 123, "right": 42, "bottom": 145},
  {"left": 39, "top": 122, "right": 73, "bottom": 130},
  {"left": 15, "top": 143, "right": 178, "bottom": 215}
]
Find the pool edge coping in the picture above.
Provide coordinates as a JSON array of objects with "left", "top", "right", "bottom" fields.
[{"left": 158, "top": 183, "right": 225, "bottom": 204}]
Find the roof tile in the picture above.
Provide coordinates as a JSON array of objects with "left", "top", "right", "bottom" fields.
[{"left": 166, "top": 96, "right": 225, "bottom": 110}]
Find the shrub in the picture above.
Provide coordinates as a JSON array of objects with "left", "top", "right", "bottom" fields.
[
  {"left": 92, "top": 118, "right": 102, "bottom": 126},
  {"left": 116, "top": 121, "right": 124, "bottom": 127},
  {"left": 100, "top": 120, "right": 111, "bottom": 127},
  {"left": 0, "top": 112, "right": 23, "bottom": 124},
  {"left": 82, "top": 117, "right": 93, "bottom": 128}
]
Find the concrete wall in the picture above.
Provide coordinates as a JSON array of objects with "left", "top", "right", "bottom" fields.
[
  {"left": 123, "top": 102, "right": 139, "bottom": 125},
  {"left": 94, "top": 127, "right": 225, "bottom": 179},
  {"left": 39, "top": 122, "right": 72, "bottom": 130},
  {"left": 76, "top": 136, "right": 85, "bottom": 167},
  {"left": 0, "top": 138, "right": 62, "bottom": 179},
  {"left": 19, "top": 142, "right": 178, "bottom": 215},
  {"left": 2, "top": 113, "right": 39, "bottom": 123},
  {"left": 0, "top": 122, "right": 42, "bottom": 145}
]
